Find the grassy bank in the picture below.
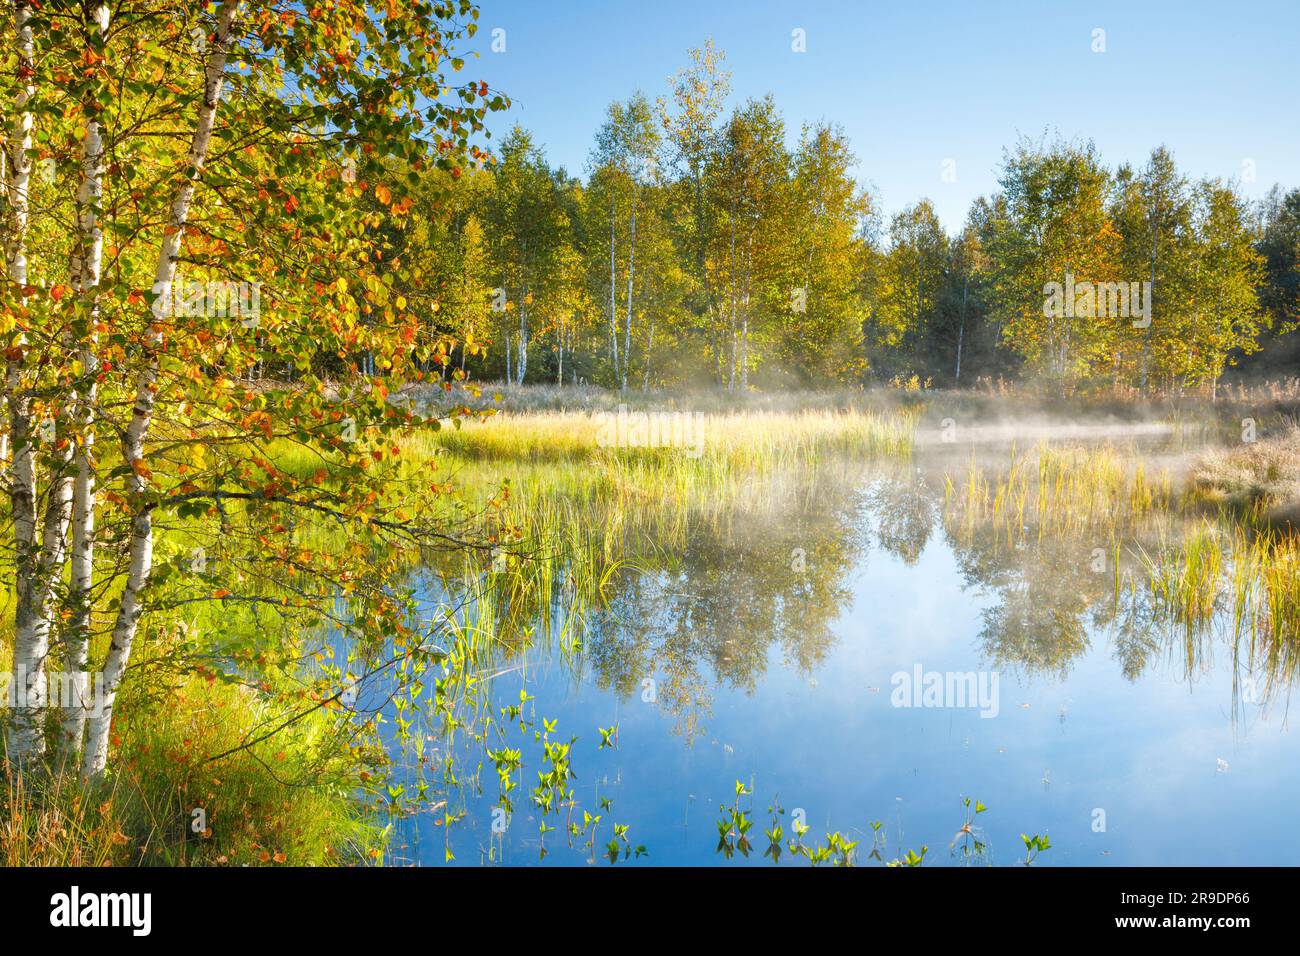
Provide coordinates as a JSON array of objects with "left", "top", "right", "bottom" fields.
[
  {"left": 1191, "top": 425, "right": 1300, "bottom": 528},
  {"left": 1, "top": 672, "right": 382, "bottom": 866}
]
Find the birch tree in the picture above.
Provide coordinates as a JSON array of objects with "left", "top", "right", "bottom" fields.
[
  {"left": 712, "top": 96, "right": 788, "bottom": 390},
  {"left": 483, "top": 127, "right": 572, "bottom": 385},
  {"left": 1, "top": 0, "right": 503, "bottom": 779},
  {"left": 1180, "top": 179, "right": 1264, "bottom": 392},
  {"left": 782, "top": 123, "right": 869, "bottom": 384},
  {"left": 658, "top": 41, "right": 730, "bottom": 385},
  {"left": 872, "top": 200, "right": 947, "bottom": 374},
  {"left": 2, "top": 0, "right": 46, "bottom": 763},
  {"left": 988, "top": 137, "right": 1120, "bottom": 385},
  {"left": 1111, "top": 148, "right": 1194, "bottom": 388},
  {"left": 591, "top": 94, "right": 659, "bottom": 390}
]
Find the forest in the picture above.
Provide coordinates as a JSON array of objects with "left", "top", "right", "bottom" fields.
[{"left": 392, "top": 40, "right": 1300, "bottom": 394}]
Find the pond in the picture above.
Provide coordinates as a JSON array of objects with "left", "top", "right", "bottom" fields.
[{"left": 376, "top": 422, "right": 1300, "bottom": 866}]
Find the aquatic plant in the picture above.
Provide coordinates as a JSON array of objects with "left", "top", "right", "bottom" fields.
[
  {"left": 1021, "top": 833, "right": 1052, "bottom": 866},
  {"left": 951, "top": 796, "right": 989, "bottom": 863}
]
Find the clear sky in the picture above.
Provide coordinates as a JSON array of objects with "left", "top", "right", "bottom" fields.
[{"left": 458, "top": 0, "right": 1299, "bottom": 233}]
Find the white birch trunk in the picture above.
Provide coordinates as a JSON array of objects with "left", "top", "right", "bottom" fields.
[
  {"left": 555, "top": 322, "right": 564, "bottom": 385},
  {"left": 516, "top": 297, "right": 528, "bottom": 383},
  {"left": 642, "top": 319, "right": 655, "bottom": 391},
  {"left": 4, "top": 0, "right": 49, "bottom": 766},
  {"left": 84, "top": 0, "right": 240, "bottom": 779},
  {"left": 608, "top": 215, "right": 618, "bottom": 384},
  {"left": 622, "top": 185, "right": 636, "bottom": 392},
  {"left": 63, "top": 3, "right": 111, "bottom": 760}
]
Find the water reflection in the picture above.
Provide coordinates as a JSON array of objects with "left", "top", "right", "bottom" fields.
[
  {"left": 586, "top": 471, "right": 870, "bottom": 740},
  {"left": 391, "top": 440, "right": 1300, "bottom": 865}
]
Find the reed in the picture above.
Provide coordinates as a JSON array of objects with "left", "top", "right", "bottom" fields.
[{"left": 945, "top": 443, "right": 1174, "bottom": 546}]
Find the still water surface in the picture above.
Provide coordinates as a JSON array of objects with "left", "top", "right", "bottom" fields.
[{"left": 385, "top": 438, "right": 1300, "bottom": 866}]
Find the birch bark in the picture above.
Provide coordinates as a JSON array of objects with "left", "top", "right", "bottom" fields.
[
  {"left": 63, "top": 2, "right": 111, "bottom": 760},
  {"left": 4, "top": 0, "right": 50, "bottom": 766},
  {"left": 84, "top": 0, "right": 240, "bottom": 779}
]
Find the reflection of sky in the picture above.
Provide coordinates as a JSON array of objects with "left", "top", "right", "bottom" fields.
[{"left": 389, "top": 509, "right": 1300, "bottom": 867}]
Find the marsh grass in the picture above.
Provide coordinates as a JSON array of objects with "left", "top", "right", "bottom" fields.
[
  {"left": 267, "top": 407, "right": 916, "bottom": 663},
  {"left": 1138, "top": 521, "right": 1299, "bottom": 638},
  {"left": 419, "top": 407, "right": 915, "bottom": 464},
  {"left": 1, "top": 768, "right": 128, "bottom": 866},
  {"left": 1138, "top": 521, "right": 1224, "bottom": 661},
  {"left": 944, "top": 443, "right": 1175, "bottom": 546},
  {"left": 1190, "top": 425, "right": 1300, "bottom": 528},
  {"left": 387, "top": 410, "right": 908, "bottom": 682},
  {"left": 1127, "top": 520, "right": 1300, "bottom": 718},
  {"left": 1253, "top": 535, "right": 1300, "bottom": 694},
  {"left": 942, "top": 436, "right": 1300, "bottom": 712}
]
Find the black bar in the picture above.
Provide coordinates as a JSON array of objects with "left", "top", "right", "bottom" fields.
[{"left": 1, "top": 865, "right": 1278, "bottom": 941}]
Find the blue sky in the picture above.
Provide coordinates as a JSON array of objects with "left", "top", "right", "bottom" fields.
[{"left": 458, "top": 0, "right": 1299, "bottom": 233}]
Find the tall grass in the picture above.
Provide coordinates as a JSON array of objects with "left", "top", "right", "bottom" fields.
[
  {"left": 263, "top": 407, "right": 915, "bottom": 656},
  {"left": 1, "top": 771, "right": 127, "bottom": 866},
  {"left": 941, "top": 437, "right": 1299, "bottom": 706},
  {"left": 419, "top": 407, "right": 914, "bottom": 464},
  {"left": 945, "top": 443, "right": 1174, "bottom": 546},
  {"left": 1, "top": 674, "right": 382, "bottom": 866},
  {"left": 380, "top": 409, "right": 914, "bottom": 669},
  {"left": 1139, "top": 521, "right": 1224, "bottom": 671}
]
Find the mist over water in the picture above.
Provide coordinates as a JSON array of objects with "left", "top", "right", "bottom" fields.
[{"left": 374, "top": 412, "right": 1300, "bottom": 866}]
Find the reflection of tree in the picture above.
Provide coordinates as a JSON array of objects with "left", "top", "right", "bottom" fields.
[
  {"left": 868, "top": 468, "right": 935, "bottom": 565},
  {"left": 425, "top": 444, "right": 1300, "bottom": 748},
  {"left": 951, "top": 504, "right": 1300, "bottom": 720},
  {"left": 947, "top": 520, "right": 1134, "bottom": 677},
  {"left": 1109, "top": 577, "right": 1164, "bottom": 680},
  {"left": 584, "top": 474, "right": 869, "bottom": 741},
  {"left": 944, "top": 484, "right": 1186, "bottom": 682}
]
